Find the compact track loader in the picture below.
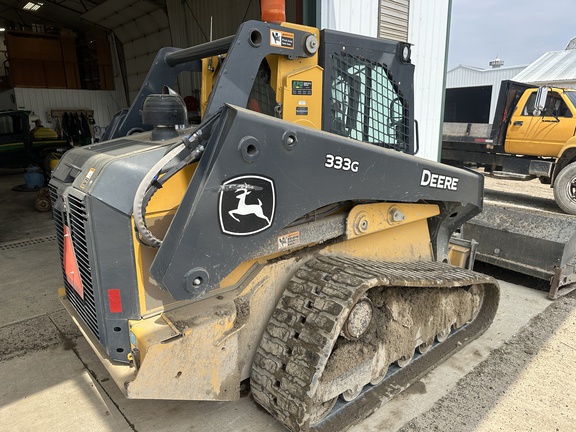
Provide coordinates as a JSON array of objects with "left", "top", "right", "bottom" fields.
[{"left": 50, "top": 4, "right": 499, "bottom": 431}]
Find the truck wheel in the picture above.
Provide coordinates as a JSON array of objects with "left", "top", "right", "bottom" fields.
[{"left": 553, "top": 162, "right": 576, "bottom": 214}]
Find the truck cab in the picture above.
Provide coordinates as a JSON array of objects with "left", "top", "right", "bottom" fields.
[
  {"left": 442, "top": 80, "right": 576, "bottom": 214},
  {"left": 505, "top": 87, "right": 576, "bottom": 157}
]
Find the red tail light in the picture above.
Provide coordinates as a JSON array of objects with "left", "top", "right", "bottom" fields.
[{"left": 108, "top": 289, "right": 123, "bottom": 313}]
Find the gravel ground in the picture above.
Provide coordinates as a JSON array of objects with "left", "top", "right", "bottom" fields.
[{"left": 482, "top": 174, "right": 560, "bottom": 213}]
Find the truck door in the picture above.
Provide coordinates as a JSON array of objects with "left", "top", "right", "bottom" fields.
[{"left": 505, "top": 90, "right": 576, "bottom": 157}]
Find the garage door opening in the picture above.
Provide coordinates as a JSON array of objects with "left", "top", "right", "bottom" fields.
[{"left": 444, "top": 85, "right": 492, "bottom": 123}]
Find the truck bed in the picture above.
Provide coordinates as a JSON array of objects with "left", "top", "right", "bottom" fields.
[{"left": 442, "top": 122, "right": 493, "bottom": 141}]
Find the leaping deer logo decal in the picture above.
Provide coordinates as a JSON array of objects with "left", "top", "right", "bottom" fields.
[
  {"left": 219, "top": 176, "right": 275, "bottom": 236},
  {"left": 229, "top": 185, "right": 271, "bottom": 224}
]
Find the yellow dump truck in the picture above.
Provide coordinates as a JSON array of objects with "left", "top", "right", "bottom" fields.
[{"left": 443, "top": 80, "right": 576, "bottom": 214}]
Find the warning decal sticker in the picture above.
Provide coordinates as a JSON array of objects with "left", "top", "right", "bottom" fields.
[
  {"left": 80, "top": 168, "right": 95, "bottom": 189},
  {"left": 278, "top": 231, "right": 300, "bottom": 250},
  {"left": 270, "top": 30, "right": 294, "bottom": 49}
]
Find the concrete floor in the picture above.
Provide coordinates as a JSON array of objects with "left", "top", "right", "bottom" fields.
[{"left": 0, "top": 169, "right": 571, "bottom": 431}]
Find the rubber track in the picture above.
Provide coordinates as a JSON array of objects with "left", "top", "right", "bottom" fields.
[{"left": 250, "top": 255, "right": 500, "bottom": 432}]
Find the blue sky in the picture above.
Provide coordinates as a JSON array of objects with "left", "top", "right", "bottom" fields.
[{"left": 448, "top": 0, "right": 576, "bottom": 70}]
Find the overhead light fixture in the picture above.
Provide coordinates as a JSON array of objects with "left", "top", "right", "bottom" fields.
[
  {"left": 23, "top": 2, "right": 43, "bottom": 11},
  {"left": 0, "top": 28, "right": 5, "bottom": 32}
]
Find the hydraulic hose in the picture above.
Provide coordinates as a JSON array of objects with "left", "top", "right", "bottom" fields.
[
  {"left": 133, "top": 141, "right": 187, "bottom": 247},
  {"left": 132, "top": 111, "right": 221, "bottom": 247}
]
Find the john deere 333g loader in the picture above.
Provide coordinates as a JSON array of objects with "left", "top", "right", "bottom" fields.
[{"left": 50, "top": 3, "right": 499, "bottom": 431}]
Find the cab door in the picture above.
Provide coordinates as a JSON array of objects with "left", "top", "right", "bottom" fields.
[{"left": 505, "top": 90, "right": 576, "bottom": 157}]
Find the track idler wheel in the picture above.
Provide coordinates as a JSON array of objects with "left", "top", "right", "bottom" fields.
[
  {"left": 341, "top": 386, "right": 363, "bottom": 402},
  {"left": 342, "top": 297, "right": 373, "bottom": 340},
  {"left": 417, "top": 339, "right": 434, "bottom": 355}
]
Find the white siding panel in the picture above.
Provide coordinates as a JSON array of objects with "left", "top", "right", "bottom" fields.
[
  {"left": 408, "top": 0, "right": 450, "bottom": 161},
  {"left": 321, "top": 0, "right": 379, "bottom": 37},
  {"left": 13, "top": 88, "right": 122, "bottom": 133}
]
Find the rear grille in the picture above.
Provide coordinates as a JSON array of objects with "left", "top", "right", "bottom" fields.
[{"left": 51, "top": 186, "right": 100, "bottom": 339}]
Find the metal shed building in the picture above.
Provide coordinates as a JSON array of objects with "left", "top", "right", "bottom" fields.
[{"left": 513, "top": 48, "right": 576, "bottom": 88}]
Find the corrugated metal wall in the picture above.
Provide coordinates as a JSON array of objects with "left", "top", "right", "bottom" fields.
[
  {"left": 13, "top": 88, "right": 122, "bottom": 137},
  {"left": 320, "top": 0, "right": 379, "bottom": 37},
  {"left": 446, "top": 65, "right": 527, "bottom": 122},
  {"left": 408, "top": 0, "right": 450, "bottom": 161},
  {"left": 446, "top": 65, "right": 527, "bottom": 87},
  {"left": 379, "top": 0, "right": 409, "bottom": 41},
  {"left": 83, "top": 0, "right": 172, "bottom": 104}
]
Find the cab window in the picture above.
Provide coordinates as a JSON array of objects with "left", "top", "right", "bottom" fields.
[
  {"left": 330, "top": 52, "right": 408, "bottom": 153},
  {"left": 522, "top": 91, "right": 572, "bottom": 117},
  {"left": 543, "top": 93, "right": 572, "bottom": 118}
]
